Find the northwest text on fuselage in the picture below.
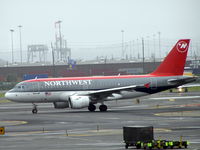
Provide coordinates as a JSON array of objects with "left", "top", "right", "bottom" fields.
[{"left": 44, "top": 80, "right": 92, "bottom": 87}]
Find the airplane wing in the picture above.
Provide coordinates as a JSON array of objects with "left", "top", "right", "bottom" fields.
[{"left": 81, "top": 83, "right": 150, "bottom": 100}]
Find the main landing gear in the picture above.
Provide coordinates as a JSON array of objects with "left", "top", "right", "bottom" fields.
[
  {"left": 99, "top": 104, "right": 107, "bottom": 112},
  {"left": 88, "top": 103, "right": 107, "bottom": 112},
  {"left": 32, "top": 104, "right": 38, "bottom": 114},
  {"left": 88, "top": 103, "right": 96, "bottom": 112}
]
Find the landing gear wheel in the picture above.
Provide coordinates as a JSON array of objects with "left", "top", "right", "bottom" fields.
[
  {"left": 88, "top": 104, "right": 96, "bottom": 112},
  {"left": 99, "top": 104, "right": 107, "bottom": 112},
  {"left": 125, "top": 144, "right": 128, "bottom": 149},
  {"left": 185, "top": 88, "right": 188, "bottom": 92},
  {"left": 32, "top": 104, "right": 38, "bottom": 114},
  {"left": 32, "top": 108, "right": 38, "bottom": 114}
]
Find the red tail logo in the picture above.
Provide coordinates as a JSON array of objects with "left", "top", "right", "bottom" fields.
[{"left": 177, "top": 41, "right": 188, "bottom": 53}]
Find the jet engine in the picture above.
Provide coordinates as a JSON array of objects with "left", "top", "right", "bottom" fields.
[
  {"left": 69, "top": 95, "right": 90, "bottom": 109},
  {"left": 53, "top": 102, "right": 69, "bottom": 109}
]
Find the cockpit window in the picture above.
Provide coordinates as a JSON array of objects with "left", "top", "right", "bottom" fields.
[
  {"left": 12, "top": 83, "right": 26, "bottom": 91},
  {"left": 16, "top": 85, "right": 25, "bottom": 89},
  {"left": 11, "top": 82, "right": 39, "bottom": 92}
]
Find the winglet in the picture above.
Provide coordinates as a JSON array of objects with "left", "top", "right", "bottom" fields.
[{"left": 151, "top": 39, "right": 190, "bottom": 76}]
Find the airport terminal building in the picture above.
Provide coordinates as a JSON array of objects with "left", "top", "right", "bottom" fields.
[{"left": 0, "top": 60, "right": 196, "bottom": 82}]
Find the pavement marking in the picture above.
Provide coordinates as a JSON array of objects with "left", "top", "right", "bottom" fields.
[
  {"left": 151, "top": 103, "right": 200, "bottom": 109},
  {"left": 64, "top": 129, "right": 122, "bottom": 137},
  {"left": 0, "top": 121, "right": 27, "bottom": 126},
  {"left": 115, "top": 105, "right": 147, "bottom": 109},
  {"left": 10, "top": 131, "right": 50, "bottom": 136},
  {"left": 64, "top": 128, "right": 171, "bottom": 137},
  {"left": 150, "top": 96, "right": 200, "bottom": 100},
  {"left": 169, "top": 99, "right": 175, "bottom": 101},
  {"left": 5, "top": 129, "right": 120, "bottom": 137},
  {"left": 154, "top": 128, "right": 171, "bottom": 132},
  {"left": 4, "top": 128, "right": 171, "bottom": 138},
  {"left": 155, "top": 110, "right": 200, "bottom": 117},
  {"left": 100, "top": 117, "right": 120, "bottom": 120},
  {"left": 190, "top": 139, "right": 200, "bottom": 143}
]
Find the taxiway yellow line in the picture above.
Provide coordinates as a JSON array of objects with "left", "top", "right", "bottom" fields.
[
  {"left": 155, "top": 110, "right": 200, "bottom": 117},
  {"left": 5, "top": 128, "right": 171, "bottom": 137},
  {"left": 0, "top": 121, "right": 27, "bottom": 126}
]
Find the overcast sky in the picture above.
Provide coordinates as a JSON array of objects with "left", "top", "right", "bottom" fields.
[{"left": 0, "top": 0, "right": 200, "bottom": 62}]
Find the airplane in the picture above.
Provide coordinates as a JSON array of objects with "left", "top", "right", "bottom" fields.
[
  {"left": 176, "top": 83, "right": 200, "bottom": 92},
  {"left": 5, "top": 39, "right": 197, "bottom": 114}
]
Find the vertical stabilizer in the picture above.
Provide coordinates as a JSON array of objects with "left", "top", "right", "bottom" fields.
[{"left": 151, "top": 39, "right": 190, "bottom": 76}]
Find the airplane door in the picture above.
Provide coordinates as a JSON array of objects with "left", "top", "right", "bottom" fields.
[{"left": 151, "top": 78, "right": 157, "bottom": 90}]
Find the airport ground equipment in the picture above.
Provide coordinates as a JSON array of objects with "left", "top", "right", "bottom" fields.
[
  {"left": 0, "top": 126, "right": 5, "bottom": 135},
  {"left": 123, "top": 126, "right": 154, "bottom": 149},
  {"left": 123, "top": 126, "right": 189, "bottom": 149}
]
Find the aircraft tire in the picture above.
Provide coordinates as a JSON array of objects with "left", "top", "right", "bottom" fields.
[
  {"left": 88, "top": 104, "right": 96, "bottom": 112},
  {"left": 99, "top": 105, "right": 107, "bottom": 112},
  {"left": 125, "top": 144, "right": 128, "bottom": 149},
  {"left": 185, "top": 88, "right": 188, "bottom": 92},
  {"left": 32, "top": 109, "right": 38, "bottom": 114}
]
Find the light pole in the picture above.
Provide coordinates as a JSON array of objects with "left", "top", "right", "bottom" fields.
[
  {"left": 153, "top": 34, "right": 156, "bottom": 56},
  {"left": 121, "top": 30, "right": 124, "bottom": 59},
  {"left": 142, "top": 37, "right": 145, "bottom": 73},
  {"left": 10, "top": 29, "right": 14, "bottom": 64},
  {"left": 146, "top": 36, "right": 150, "bottom": 58},
  {"left": 57, "top": 20, "right": 62, "bottom": 60},
  {"left": 51, "top": 42, "right": 56, "bottom": 77},
  {"left": 158, "top": 31, "right": 161, "bottom": 58},
  {"left": 18, "top": 25, "right": 22, "bottom": 64}
]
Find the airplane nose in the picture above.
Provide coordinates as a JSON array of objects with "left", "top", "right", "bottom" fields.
[
  {"left": 5, "top": 91, "right": 21, "bottom": 102},
  {"left": 5, "top": 92, "right": 13, "bottom": 100},
  {"left": 5, "top": 92, "right": 10, "bottom": 99}
]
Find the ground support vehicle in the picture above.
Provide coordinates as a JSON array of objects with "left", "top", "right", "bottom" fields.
[{"left": 123, "top": 126, "right": 189, "bottom": 149}]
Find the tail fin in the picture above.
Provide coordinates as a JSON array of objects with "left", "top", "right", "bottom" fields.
[{"left": 151, "top": 39, "right": 190, "bottom": 76}]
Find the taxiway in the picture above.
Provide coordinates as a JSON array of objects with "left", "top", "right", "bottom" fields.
[{"left": 0, "top": 92, "right": 200, "bottom": 150}]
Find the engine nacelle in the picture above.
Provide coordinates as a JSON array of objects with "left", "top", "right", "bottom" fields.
[
  {"left": 69, "top": 96, "right": 90, "bottom": 109},
  {"left": 53, "top": 102, "right": 69, "bottom": 109}
]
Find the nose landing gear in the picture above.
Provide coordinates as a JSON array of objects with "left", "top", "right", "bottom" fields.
[{"left": 32, "top": 104, "right": 38, "bottom": 114}]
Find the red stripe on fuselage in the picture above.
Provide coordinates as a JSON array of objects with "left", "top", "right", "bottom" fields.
[{"left": 24, "top": 74, "right": 176, "bottom": 83}]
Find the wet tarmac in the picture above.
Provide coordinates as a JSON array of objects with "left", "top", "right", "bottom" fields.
[{"left": 0, "top": 91, "right": 200, "bottom": 150}]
